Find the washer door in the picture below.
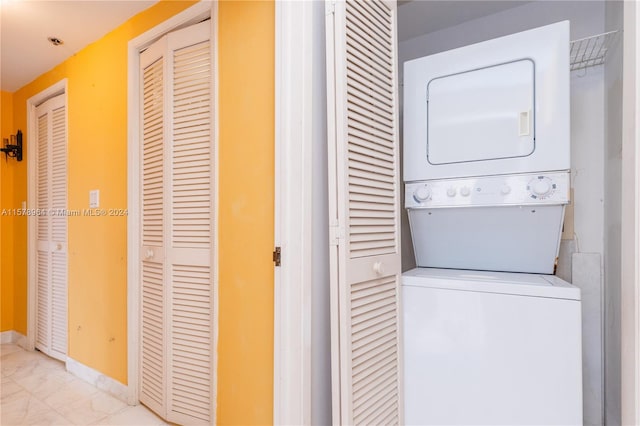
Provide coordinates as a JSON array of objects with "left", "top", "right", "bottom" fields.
[{"left": 427, "top": 59, "right": 535, "bottom": 165}]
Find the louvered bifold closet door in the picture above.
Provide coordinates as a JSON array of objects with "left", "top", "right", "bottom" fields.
[
  {"left": 325, "top": 1, "right": 402, "bottom": 424},
  {"left": 35, "top": 94, "right": 68, "bottom": 362},
  {"left": 139, "top": 19, "right": 215, "bottom": 426}
]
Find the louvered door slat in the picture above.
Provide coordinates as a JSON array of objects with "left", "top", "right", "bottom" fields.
[
  {"left": 348, "top": 128, "right": 395, "bottom": 155},
  {"left": 349, "top": 136, "right": 394, "bottom": 160},
  {"left": 348, "top": 103, "right": 394, "bottom": 131},
  {"left": 326, "top": 0, "right": 402, "bottom": 424},
  {"left": 350, "top": 178, "right": 394, "bottom": 194},
  {"left": 348, "top": 92, "right": 393, "bottom": 124},
  {"left": 142, "top": 57, "right": 165, "bottom": 249},
  {"left": 349, "top": 0, "right": 392, "bottom": 40},
  {"left": 354, "top": 352, "right": 397, "bottom": 389},
  {"left": 171, "top": 39, "right": 212, "bottom": 251},
  {"left": 348, "top": 72, "right": 393, "bottom": 111},
  {"left": 345, "top": 11, "right": 392, "bottom": 69},
  {"left": 36, "top": 252, "right": 50, "bottom": 350}
]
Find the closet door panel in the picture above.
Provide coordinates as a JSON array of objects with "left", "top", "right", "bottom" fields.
[
  {"left": 140, "top": 45, "right": 167, "bottom": 418},
  {"left": 36, "top": 111, "right": 51, "bottom": 354},
  {"left": 326, "top": 1, "right": 402, "bottom": 423},
  {"left": 50, "top": 104, "right": 68, "bottom": 359},
  {"left": 166, "top": 23, "right": 214, "bottom": 426}
]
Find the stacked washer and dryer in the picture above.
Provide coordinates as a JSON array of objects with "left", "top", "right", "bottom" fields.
[{"left": 402, "top": 22, "right": 583, "bottom": 425}]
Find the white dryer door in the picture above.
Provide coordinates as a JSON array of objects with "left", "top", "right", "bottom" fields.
[{"left": 427, "top": 59, "right": 535, "bottom": 165}]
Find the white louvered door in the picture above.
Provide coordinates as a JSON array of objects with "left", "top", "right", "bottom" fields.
[
  {"left": 35, "top": 93, "right": 68, "bottom": 362},
  {"left": 139, "top": 19, "right": 216, "bottom": 425},
  {"left": 325, "top": 0, "right": 402, "bottom": 424}
]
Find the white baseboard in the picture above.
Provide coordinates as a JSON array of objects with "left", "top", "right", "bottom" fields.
[
  {"left": 0, "top": 330, "right": 15, "bottom": 344},
  {"left": 66, "top": 357, "right": 129, "bottom": 404},
  {"left": 0, "top": 330, "right": 27, "bottom": 348}
]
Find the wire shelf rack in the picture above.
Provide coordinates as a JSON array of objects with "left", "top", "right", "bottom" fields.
[{"left": 570, "top": 30, "right": 620, "bottom": 71}]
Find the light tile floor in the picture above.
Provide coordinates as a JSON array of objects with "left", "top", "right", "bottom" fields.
[{"left": 1, "top": 344, "right": 167, "bottom": 425}]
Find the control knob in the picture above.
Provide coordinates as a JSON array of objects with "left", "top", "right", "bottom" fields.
[
  {"left": 413, "top": 185, "right": 431, "bottom": 202},
  {"left": 528, "top": 176, "right": 555, "bottom": 199}
]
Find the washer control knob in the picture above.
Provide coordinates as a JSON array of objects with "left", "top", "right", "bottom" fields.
[
  {"left": 446, "top": 187, "right": 457, "bottom": 197},
  {"left": 528, "top": 176, "right": 555, "bottom": 199},
  {"left": 500, "top": 185, "right": 511, "bottom": 195},
  {"left": 460, "top": 186, "right": 471, "bottom": 197},
  {"left": 413, "top": 185, "right": 431, "bottom": 202}
]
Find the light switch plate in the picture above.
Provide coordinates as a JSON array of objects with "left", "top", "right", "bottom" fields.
[{"left": 89, "top": 190, "right": 100, "bottom": 208}]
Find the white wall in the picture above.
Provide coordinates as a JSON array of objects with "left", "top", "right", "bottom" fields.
[
  {"left": 398, "top": 1, "right": 609, "bottom": 424},
  {"left": 604, "top": 1, "right": 626, "bottom": 425},
  {"left": 570, "top": 60, "right": 606, "bottom": 426}
]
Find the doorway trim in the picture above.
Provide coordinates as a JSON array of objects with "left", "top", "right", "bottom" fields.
[
  {"left": 273, "top": 0, "right": 314, "bottom": 423},
  {"left": 126, "top": 0, "right": 216, "bottom": 406},
  {"left": 621, "top": 0, "right": 640, "bottom": 423},
  {"left": 26, "top": 78, "right": 68, "bottom": 353}
]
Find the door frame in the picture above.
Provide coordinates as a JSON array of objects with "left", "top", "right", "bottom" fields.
[
  {"left": 126, "top": 0, "right": 216, "bottom": 406},
  {"left": 273, "top": 0, "right": 314, "bottom": 423},
  {"left": 621, "top": 1, "right": 640, "bottom": 423},
  {"left": 26, "top": 79, "right": 68, "bottom": 354}
]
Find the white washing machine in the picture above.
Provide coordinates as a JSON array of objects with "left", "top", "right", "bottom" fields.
[
  {"left": 403, "top": 21, "right": 570, "bottom": 182},
  {"left": 402, "top": 267, "right": 583, "bottom": 425}
]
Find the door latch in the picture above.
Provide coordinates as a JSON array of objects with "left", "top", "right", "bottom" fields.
[{"left": 273, "top": 246, "right": 281, "bottom": 267}]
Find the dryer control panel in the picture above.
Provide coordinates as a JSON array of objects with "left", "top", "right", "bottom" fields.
[{"left": 405, "top": 171, "right": 570, "bottom": 208}]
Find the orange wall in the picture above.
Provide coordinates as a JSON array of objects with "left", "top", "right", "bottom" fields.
[
  {"left": 1, "top": 90, "right": 15, "bottom": 332},
  {"left": 217, "top": 1, "right": 275, "bottom": 423}
]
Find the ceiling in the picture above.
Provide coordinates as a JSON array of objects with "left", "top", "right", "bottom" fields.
[
  {"left": 398, "top": 1, "right": 531, "bottom": 42},
  {"left": 1, "top": 0, "right": 158, "bottom": 92},
  {"left": 0, "top": 0, "right": 532, "bottom": 92}
]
